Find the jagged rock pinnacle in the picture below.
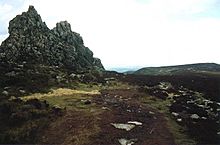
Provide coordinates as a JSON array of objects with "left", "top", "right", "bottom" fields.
[
  {"left": 27, "top": 5, "right": 38, "bottom": 14},
  {"left": 8, "top": 5, "right": 47, "bottom": 35},
  {"left": 55, "top": 21, "right": 72, "bottom": 33},
  {"left": 0, "top": 6, "right": 104, "bottom": 71},
  {"left": 53, "top": 21, "right": 84, "bottom": 45}
]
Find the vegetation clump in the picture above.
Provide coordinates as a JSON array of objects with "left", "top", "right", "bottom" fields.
[{"left": 0, "top": 98, "right": 62, "bottom": 144}]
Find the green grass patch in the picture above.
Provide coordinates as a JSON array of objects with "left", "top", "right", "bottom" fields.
[
  {"left": 21, "top": 88, "right": 100, "bottom": 111},
  {"left": 140, "top": 95, "right": 196, "bottom": 145}
]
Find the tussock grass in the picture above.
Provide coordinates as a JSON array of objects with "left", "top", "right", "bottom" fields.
[
  {"left": 24, "top": 87, "right": 105, "bottom": 145},
  {"left": 21, "top": 88, "right": 100, "bottom": 101}
]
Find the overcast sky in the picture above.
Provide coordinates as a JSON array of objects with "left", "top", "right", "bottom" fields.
[{"left": 0, "top": 0, "right": 220, "bottom": 69}]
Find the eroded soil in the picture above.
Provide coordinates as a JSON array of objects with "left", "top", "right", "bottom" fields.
[{"left": 39, "top": 88, "right": 175, "bottom": 145}]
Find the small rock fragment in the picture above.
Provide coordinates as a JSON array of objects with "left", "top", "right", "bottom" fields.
[
  {"left": 149, "top": 111, "right": 155, "bottom": 115},
  {"left": 69, "top": 73, "right": 76, "bottom": 79},
  {"left": 128, "top": 121, "right": 142, "bottom": 125},
  {"left": 111, "top": 123, "right": 135, "bottom": 131},
  {"left": 118, "top": 138, "right": 137, "bottom": 145},
  {"left": 19, "top": 89, "right": 26, "bottom": 94},
  {"left": 190, "top": 114, "right": 200, "bottom": 119},
  {"left": 102, "top": 107, "right": 108, "bottom": 110},
  {"left": 84, "top": 100, "right": 92, "bottom": 105},
  {"left": 171, "top": 112, "right": 179, "bottom": 117},
  {"left": 201, "top": 117, "right": 207, "bottom": 120},
  {"left": 177, "top": 118, "right": 182, "bottom": 122},
  {"left": 2, "top": 90, "right": 9, "bottom": 96}
]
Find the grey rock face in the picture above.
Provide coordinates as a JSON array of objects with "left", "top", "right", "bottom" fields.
[{"left": 0, "top": 5, "right": 104, "bottom": 71}]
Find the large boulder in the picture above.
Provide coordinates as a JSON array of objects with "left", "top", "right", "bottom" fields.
[{"left": 0, "top": 6, "right": 104, "bottom": 71}]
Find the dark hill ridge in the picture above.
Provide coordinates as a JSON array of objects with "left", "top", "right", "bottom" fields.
[
  {"left": 134, "top": 63, "right": 220, "bottom": 75},
  {"left": 0, "top": 6, "right": 104, "bottom": 71}
]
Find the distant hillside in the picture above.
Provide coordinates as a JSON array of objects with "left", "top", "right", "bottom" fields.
[
  {"left": 134, "top": 63, "right": 220, "bottom": 75},
  {"left": 108, "top": 66, "right": 142, "bottom": 73}
]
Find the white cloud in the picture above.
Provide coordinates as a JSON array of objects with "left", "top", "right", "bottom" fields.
[{"left": 0, "top": 0, "right": 220, "bottom": 68}]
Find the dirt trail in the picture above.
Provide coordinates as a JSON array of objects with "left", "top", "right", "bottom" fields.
[
  {"left": 40, "top": 88, "right": 175, "bottom": 145},
  {"left": 92, "top": 89, "right": 175, "bottom": 145}
]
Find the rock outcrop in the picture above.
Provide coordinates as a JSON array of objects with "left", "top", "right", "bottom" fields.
[{"left": 0, "top": 5, "right": 104, "bottom": 71}]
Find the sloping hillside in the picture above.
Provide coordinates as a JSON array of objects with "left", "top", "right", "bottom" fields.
[{"left": 134, "top": 63, "right": 220, "bottom": 75}]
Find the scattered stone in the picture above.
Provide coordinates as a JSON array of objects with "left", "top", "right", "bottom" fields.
[
  {"left": 83, "top": 100, "right": 92, "bottom": 105},
  {"left": 201, "top": 117, "right": 207, "bottom": 120},
  {"left": 190, "top": 114, "right": 200, "bottom": 119},
  {"left": 2, "top": 90, "right": 9, "bottom": 96},
  {"left": 149, "top": 128, "right": 155, "bottom": 134},
  {"left": 149, "top": 111, "right": 155, "bottom": 115},
  {"left": 127, "top": 121, "right": 143, "bottom": 126},
  {"left": 217, "top": 132, "right": 220, "bottom": 135},
  {"left": 5, "top": 71, "right": 16, "bottom": 77},
  {"left": 69, "top": 73, "right": 76, "bottom": 79},
  {"left": 158, "top": 82, "right": 173, "bottom": 90},
  {"left": 104, "top": 77, "right": 116, "bottom": 81},
  {"left": 102, "top": 107, "right": 110, "bottom": 110},
  {"left": 3, "top": 87, "right": 10, "bottom": 90},
  {"left": 111, "top": 123, "right": 135, "bottom": 131},
  {"left": 56, "top": 76, "right": 63, "bottom": 83},
  {"left": 177, "top": 118, "right": 182, "bottom": 122},
  {"left": 197, "top": 104, "right": 206, "bottom": 108},
  {"left": 171, "top": 112, "right": 179, "bottom": 117},
  {"left": 118, "top": 138, "right": 137, "bottom": 145},
  {"left": 151, "top": 89, "right": 168, "bottom": 99},
  {"left": 166, "top": 104, "right": 172, "bottom": 107},
  {"left": 76, "top": 74, "right": 82, "bottom": 79},
  {"left": 8, "top": 96, "right": 16, "bottom": 101},
  {"left": 187, "top": 100, "right": 195, "bottom": 104},
  {"left": 17, "top": 64, "right": 24, "bottom": 68},
  {"left": 19, "top": 89, "right": 26, "bottom": 94}
]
